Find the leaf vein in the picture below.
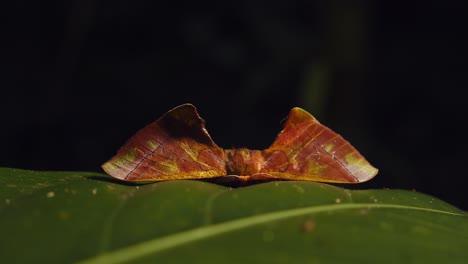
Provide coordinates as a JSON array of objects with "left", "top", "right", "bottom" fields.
[{"left": 77, "top": 203, "right": 464, "bottom": 264}]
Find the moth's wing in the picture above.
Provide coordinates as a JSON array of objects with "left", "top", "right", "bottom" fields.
[
  {"left": 261, "top": 107, "right": 378, "bottom": 183},
  {"left": 102, "top": 103, "right": 227, "bottom": 182}
]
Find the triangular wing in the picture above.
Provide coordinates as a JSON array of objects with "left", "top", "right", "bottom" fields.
[
  {"left": 261, "top": 107, "right": 378, "bottom": 183},
  {"left": 102, "top": 103, "right": 227, "bottom": 182}
]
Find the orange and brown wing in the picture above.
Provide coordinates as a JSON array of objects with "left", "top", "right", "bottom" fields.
[
  {"left": 102, "top": 104, "right": 227, "bottom": 182},
  {"left": 261, "top": 107, "right": 378, "bottom": 183}
]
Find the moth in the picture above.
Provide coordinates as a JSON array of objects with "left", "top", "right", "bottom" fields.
[{"left": 102, "top": 103, "right": 378, "bottom": 183}]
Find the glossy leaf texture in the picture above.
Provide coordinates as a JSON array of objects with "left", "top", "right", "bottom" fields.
[{"left": 1, "top": 167, "right": 467, "bottom": 264}]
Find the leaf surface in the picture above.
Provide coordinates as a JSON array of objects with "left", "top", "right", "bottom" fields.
[{"left": 0, "top": 168, "right": 466, "bottom": 263}]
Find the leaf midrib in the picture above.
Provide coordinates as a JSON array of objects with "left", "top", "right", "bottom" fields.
[{"left": 77, "top": 203, "right": 464, "bottom": 264}]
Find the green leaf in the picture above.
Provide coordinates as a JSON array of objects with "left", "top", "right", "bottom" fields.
[{"left": 1, "top": 167, "right": 467, "bottom": 263}]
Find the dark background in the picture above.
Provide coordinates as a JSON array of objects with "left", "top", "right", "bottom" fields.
[{"left": 3, "top": 1, "right": 467, "bottom": 209}]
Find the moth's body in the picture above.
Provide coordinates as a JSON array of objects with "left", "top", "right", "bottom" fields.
[
  {"left": 224, "top": 148, "right": 264, "bottom": 176},
  {"left": 102, "top": 103, "right": 378, "bottom": 184}
]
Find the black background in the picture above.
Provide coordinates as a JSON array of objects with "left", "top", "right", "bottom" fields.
[{"left": 3, "top": 1, "right": 467, "bottom": 209}]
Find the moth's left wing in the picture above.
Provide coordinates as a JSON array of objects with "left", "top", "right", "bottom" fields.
[
  {"left": 260, "top": 107, "right": 378, "bottom": 183},
  {"left": 102, "top": 104, "right": 227, "bottom": 182}
]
